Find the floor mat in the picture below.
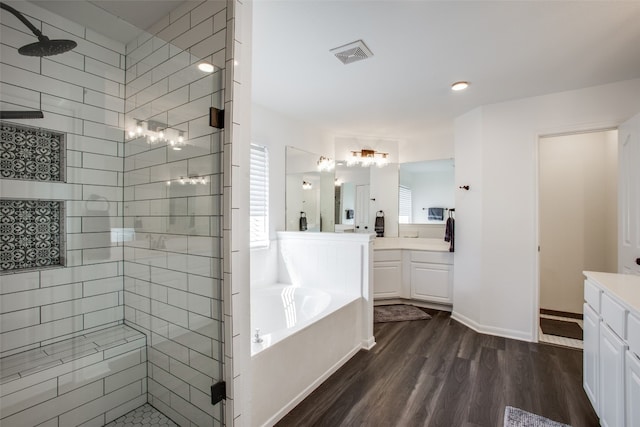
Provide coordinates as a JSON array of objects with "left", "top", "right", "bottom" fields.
[
  {"left": 374, "top": 304, "right": 431, "bottom": 323},
  {"left": 540, "top": 318, "right": 583, "bottom": 340},
  {"left": 504, "top": 406, "right": 570, "bottom": 427}
]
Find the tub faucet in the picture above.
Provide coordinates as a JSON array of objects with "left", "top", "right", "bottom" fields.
[{"left": 253, "top": 328, "right": 263, "bottom": 343}]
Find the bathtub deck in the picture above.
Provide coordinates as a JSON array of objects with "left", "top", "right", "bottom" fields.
[{"left": 275, "top": 309, "right": 598, "bottom": 427}]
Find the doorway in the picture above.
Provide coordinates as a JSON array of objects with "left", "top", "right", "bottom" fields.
[{"left": 538, "top": 130, "right": 618, "bottom": 348}]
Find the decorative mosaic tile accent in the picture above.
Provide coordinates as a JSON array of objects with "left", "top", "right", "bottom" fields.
[
  {"left": 0, "top": 199, "right": 64, "bottom": 272},
  {"left": 0, "top": 121, "right": 65, "bottom": 182},
  {"left": 105, "top": 403, "right": 178, "bottom": 427}
]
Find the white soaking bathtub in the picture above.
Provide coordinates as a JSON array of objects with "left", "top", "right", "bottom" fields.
[
  {"left": 250, "top": 284, "right": 357, "bottom": 355},
  {"left": 250, "top": 232, "right": 375, "bottom": 427}
]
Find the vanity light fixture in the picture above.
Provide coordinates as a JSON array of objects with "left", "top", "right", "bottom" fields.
[
  {"left": 173, "top": 176, "right": 207, "bottom": 186},
  {"left": 302, "top": 181, "right": 313, "bottom": 190},
  {"left": 127, "top": 120, "right": 187, "bottom": 150},
  {"left": 347, "top": 149, "right": 389, "bottom": 168},
  {"left": 451, "top": 81, "right": 469, "bottom": 91},
  {"left": 317, "top": 156, "right": 335, "bottom": 172},
  {"left": 198, "top": 62, "right": 215, "bottom": 73}
]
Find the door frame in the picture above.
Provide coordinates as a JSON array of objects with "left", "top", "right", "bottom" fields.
[{"left": 533, "top": 125, "right": 618, "bottom": 342}]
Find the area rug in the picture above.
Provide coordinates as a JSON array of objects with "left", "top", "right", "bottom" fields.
[
  {"left": 504, "top": 406, "right": 570, "bottom": 427},
  {"left": 373, "top": 305, "right": 431, "bottom": 323},
  {"left": 540, "top": 318, "right": 583, "bottom": 340}
]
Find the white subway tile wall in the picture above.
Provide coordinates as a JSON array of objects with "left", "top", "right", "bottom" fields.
[
  {"left": 0, "top": 325, "right": 147, "bottom": 427},
  {"left": 0, "top": 1, "right": 125, "bottom": 357},
  {"left": 1, "top": 1, "right": 246, "bottom": 425},
  {"left": 123, "top": 1, "right": 230, "bottom": 425}
]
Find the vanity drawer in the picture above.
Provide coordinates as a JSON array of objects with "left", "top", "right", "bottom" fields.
[
  {"left": 584, "top": 279, "right": 601, "bottom": 313},
  {"left": 410, "top": 250, "right": 452, "bottom": 265},
  {"left": 374, "top": 249, "right": 402, "bottom": 262},
  {"left": 628, "top": 312, "right": 640, "bottom": 358},
  {"left": 601, "top": 292, "right": 627, "bottom": 339}
]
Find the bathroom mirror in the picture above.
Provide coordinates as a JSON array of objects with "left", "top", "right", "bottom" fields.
[
  {"left": 334, "top": 163, "right": 370, "bottom": 232},
  {"left": 285, "top": 146, "right": 335, "bottom": 232},
  {"left": 398, "top": 159, "right": 454, "bottom": 224}
]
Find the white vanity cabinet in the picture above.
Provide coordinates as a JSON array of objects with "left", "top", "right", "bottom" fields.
[
  {"left": 583, "top": 302, "right": 599, "bottom": 410},
  {"left": 373, "top": 250, "right": 402, "bottom": 298},
  {"left": 583, "top": 271, "right": 640, "bottom": 427},
  {"left": 373, "top": 240, "right": 453, "bottom": 305},
  {"left": 409, "top": 251, "right": 453, "bottom": 303},
  {"left": 599, "top": 322, "right": 627, "bottom": 427},
  {"left": 625, "top": 350, "right": 640, "bottom": 427}
]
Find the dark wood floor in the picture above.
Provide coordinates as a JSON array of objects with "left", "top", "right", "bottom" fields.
[{"left": 276, "top": 310, "right": 599, "bottom": 427}]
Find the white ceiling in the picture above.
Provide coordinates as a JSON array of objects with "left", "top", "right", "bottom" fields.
[
  {"left": 252, "top": 1, "right": 640, "bottom": 142},
  {"left": 31, "top": 1, "right": 190, "bottom": 43}
]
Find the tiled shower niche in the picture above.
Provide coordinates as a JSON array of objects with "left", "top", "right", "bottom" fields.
[
  {"left": 0, "top": 121, "right": 65, "bottom": 182},
  {"left": 0, "top": 199, "right": 65, "bottom": 272}
]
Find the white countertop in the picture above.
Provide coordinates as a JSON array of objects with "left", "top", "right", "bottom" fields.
[
  {"left": 374, "top": 237, "right": 451, "bottom": 252},
  {"left": 584, "top": 271, "right": 640, "bottom": 315}
]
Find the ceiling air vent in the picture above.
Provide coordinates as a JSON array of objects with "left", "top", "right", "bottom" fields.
[{"left": 330, "top": 40, "right": 373, "bottom": 65}]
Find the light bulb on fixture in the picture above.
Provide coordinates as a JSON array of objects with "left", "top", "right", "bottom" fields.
[
  {"left": 158, "top": 130, "right": 165, "bottom": 140},
  {"left": 178, "top": 132, "right": 184, "bottom": 144},
  {"left": 317, "top": 156, "right": 334, "bottom": 172},
  {"left": 136, "top": 122, "right": 143, "bottom": 135}
]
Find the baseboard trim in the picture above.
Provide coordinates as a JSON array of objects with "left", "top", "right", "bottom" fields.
[
  {"left": 451, "top": 311, "right": 534, "bottom": 342},
  {"left": 361, "top": 336, "right": 376, "bottom": 350},
  {"left": 260, "top": 344, "right": 362, "bottom": 427}
]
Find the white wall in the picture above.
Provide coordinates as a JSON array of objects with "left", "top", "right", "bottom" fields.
[
  {"left": 250, "top": 103, "right": 333, "bottom": 286},
  {"left": 453, "top": 78, "right": 640, "bottom": 341},
  {"left": 539, "top": 130, "right": 618, "bottom": 314},
  {"left": 398, "top": 122, "right": 455, "bottom": 163}
]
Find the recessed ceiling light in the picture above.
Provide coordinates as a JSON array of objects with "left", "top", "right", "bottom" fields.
[
  {"left": 451, "top": 81, "right": 469, "bottom": 91},
  {"left": 198, "top": 63, "right": 215, "bottom": 73}
]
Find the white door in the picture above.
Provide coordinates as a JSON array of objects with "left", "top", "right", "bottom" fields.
[
  {"left": 619, "top": 113, "right": 640, "bottom": 274},
  {"left": 355, "top": 184, "right": 370, "bottom": 233}
]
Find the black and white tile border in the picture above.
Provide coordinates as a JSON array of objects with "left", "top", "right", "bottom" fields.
[
  {"left": 0, "top": 121, "right": 65, "bottom": 182},
  {"left": 0, "top": 199, "right": 65, "bottom": 272}
]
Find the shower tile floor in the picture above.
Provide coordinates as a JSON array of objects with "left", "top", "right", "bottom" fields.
[{"left": 105, "top": 403, "right": 177, "bottom": 427}]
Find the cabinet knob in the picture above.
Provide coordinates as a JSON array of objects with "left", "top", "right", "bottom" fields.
[{"left": 636, "top": 258, "right": 640, "bottom": 266}]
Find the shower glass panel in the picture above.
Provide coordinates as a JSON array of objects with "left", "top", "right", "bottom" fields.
[{"left": 122, "top": 7, "right": 225, "bottom": 425}]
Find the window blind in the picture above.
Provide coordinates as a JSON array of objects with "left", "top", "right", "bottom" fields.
[
  {"left": 250, "top": 144, "right": 269, "bottom": 247},
  {"left": 398, "top": 185, "right": 412, "bottom": 224}
]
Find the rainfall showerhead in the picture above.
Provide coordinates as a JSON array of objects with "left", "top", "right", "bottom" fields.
[
  {"left": 0, "top": 2, "right": 77, "bottom": 57},
  {"left": 18, "top": 37, "right": 77, "bottom": 57}
]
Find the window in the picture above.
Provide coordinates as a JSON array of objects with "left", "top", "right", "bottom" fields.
[
  {"left": 398, "top": 185, "right": 412, "bottom": 224},
  {"left": 250, "top": 144, "right": 269, "bottom": 247}
]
